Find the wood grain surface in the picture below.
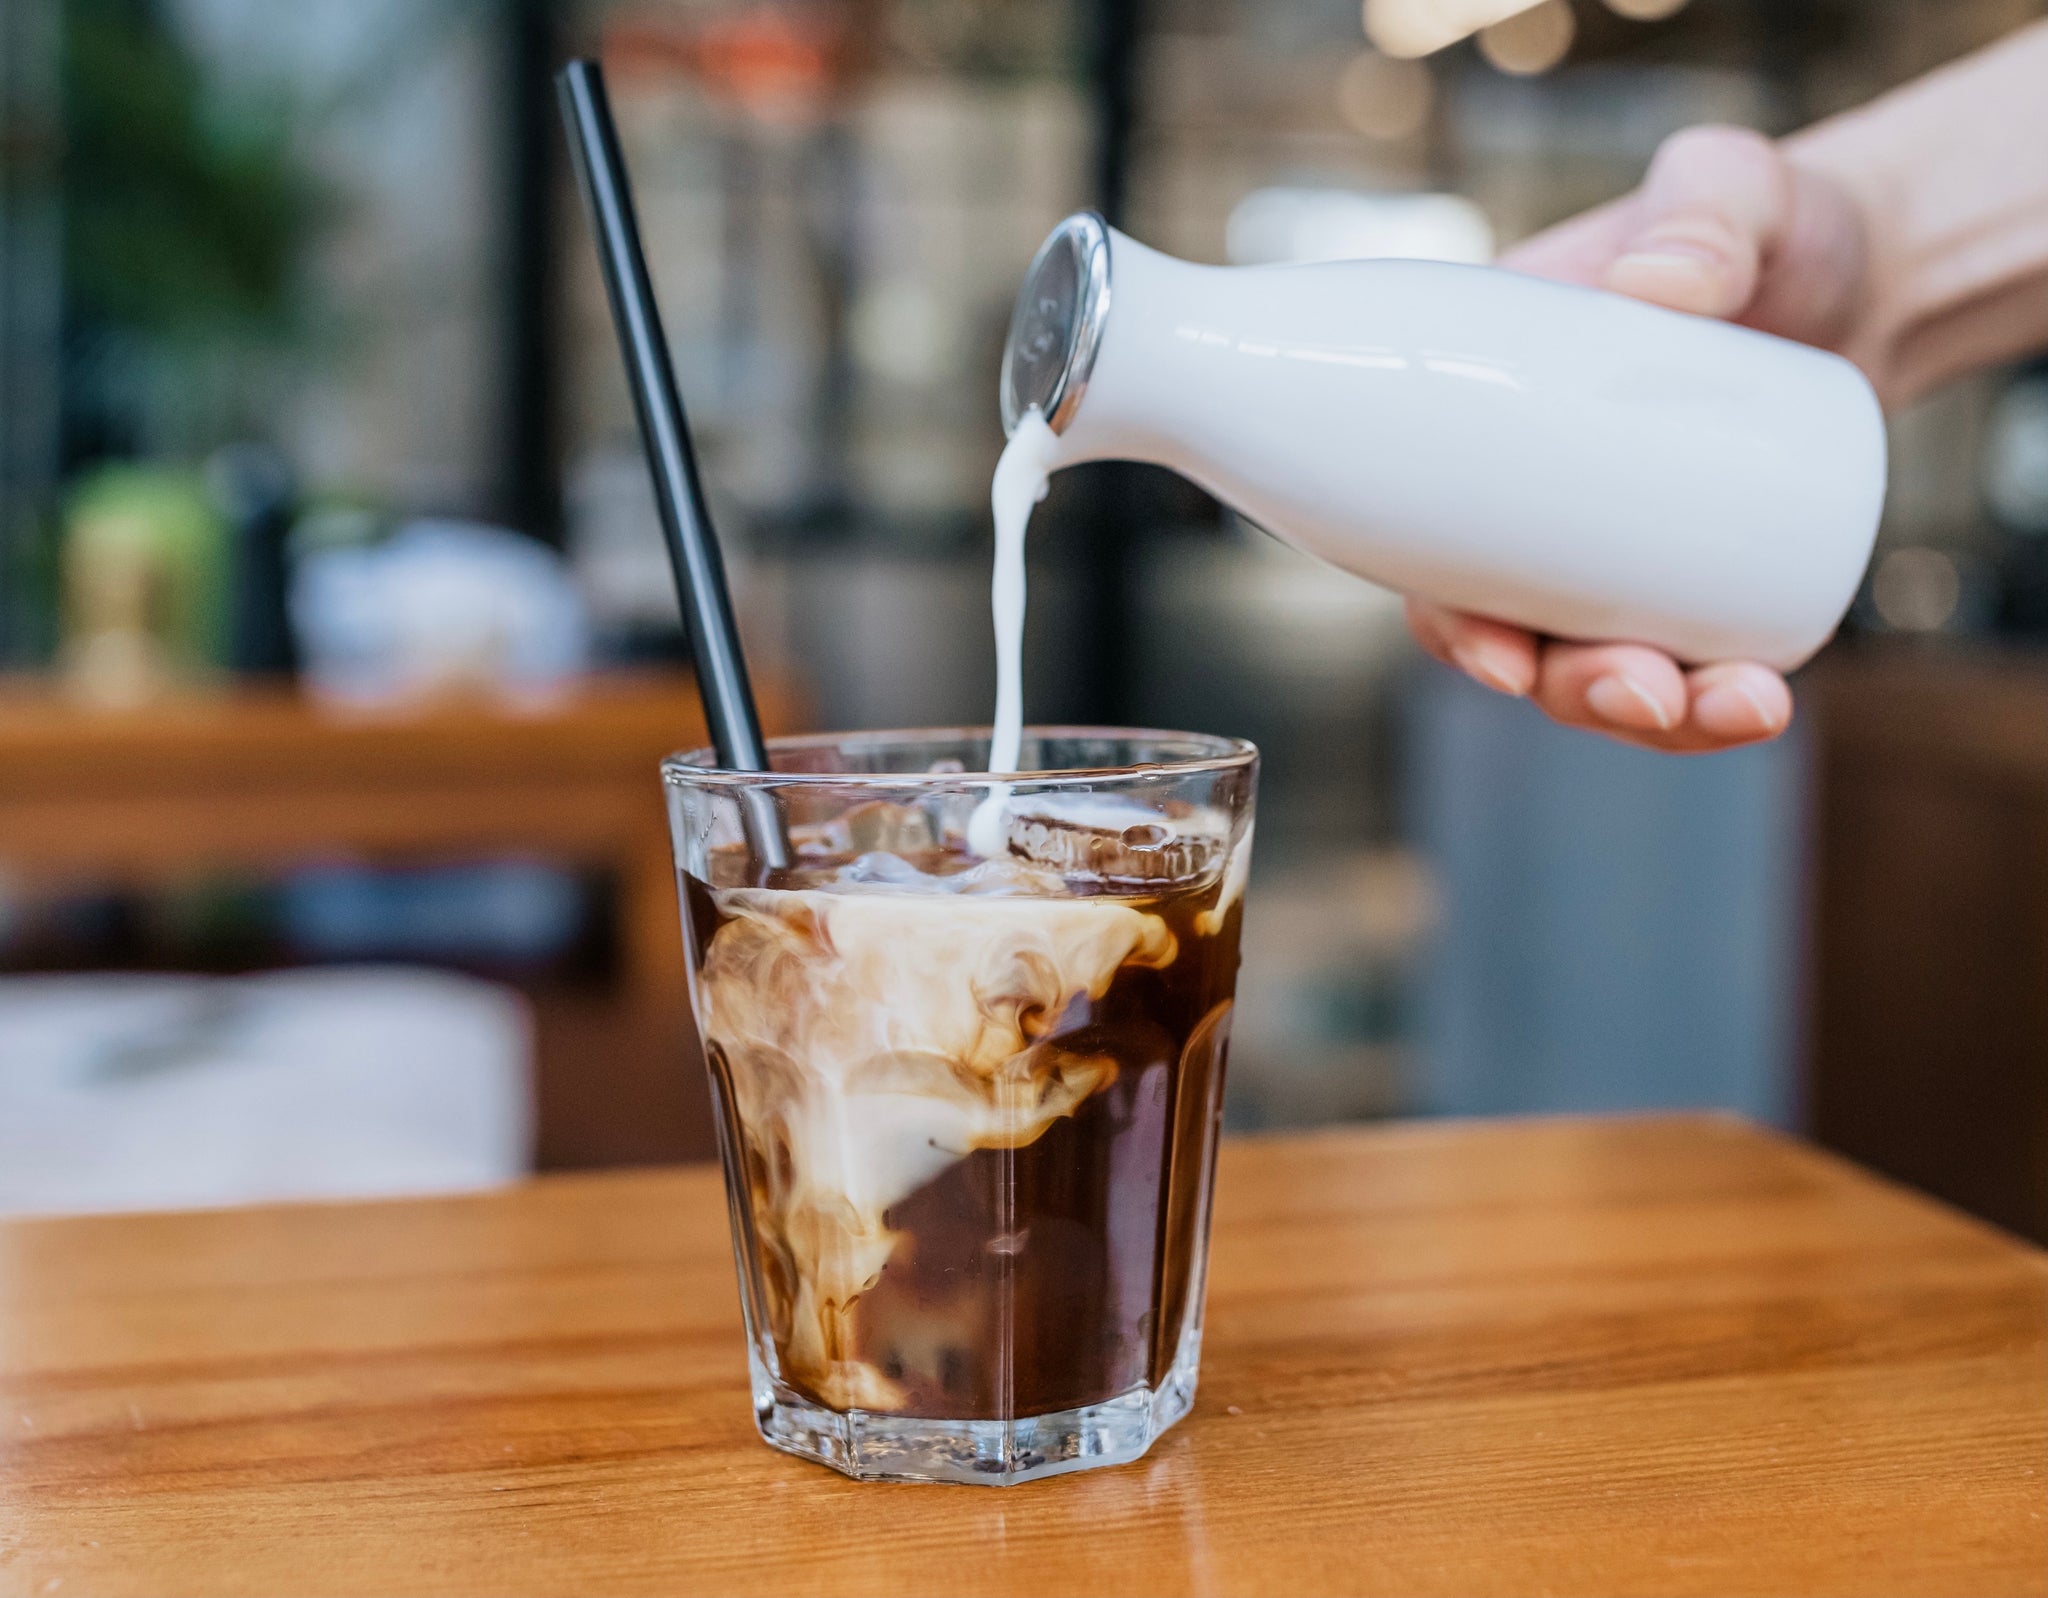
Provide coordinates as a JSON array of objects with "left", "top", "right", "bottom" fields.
[{"left": 0, "top": 1116, "right": 2041, "bottom": 1598}]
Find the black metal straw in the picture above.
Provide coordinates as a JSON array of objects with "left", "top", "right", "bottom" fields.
[{"left": 557, "top": 58, "right": 788, "bottom": 869}]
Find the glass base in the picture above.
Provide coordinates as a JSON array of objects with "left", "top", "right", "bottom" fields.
[{"left": 750, "top": 1326, "right": 1202, "bottom": 1486}]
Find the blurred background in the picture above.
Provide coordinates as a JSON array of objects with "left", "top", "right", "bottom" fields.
[{"left": 4, "top": 0, "right": 2047, "bottom": 1239}]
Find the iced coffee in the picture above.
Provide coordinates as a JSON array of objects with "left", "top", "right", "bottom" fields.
[{"left": 665, "top": 729, "right": 1256, "bottom": 1485}]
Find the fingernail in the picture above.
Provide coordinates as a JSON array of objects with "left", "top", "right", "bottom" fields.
[
  {"left": 1607, "top": 247, "right": 1726, "bottom": 311},
  {"left": 1696, "top": 680, "right": 1783, "bottom": 736},
  {"left": 1586, "top": 673, "right": 1674, "bottom": 731},
  {"left": 1452, "top": 642, "right": 1527, "bottom": 698}
]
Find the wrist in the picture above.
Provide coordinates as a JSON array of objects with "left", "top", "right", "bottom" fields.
[
  {"left": 1785, "top": 21, "right": 2048, "bottom": 408},
  {"left": 1778, "top": 120, "right": 1901, "bottom": 398}
]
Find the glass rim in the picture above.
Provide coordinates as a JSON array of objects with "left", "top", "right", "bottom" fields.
[{"left": 661, "top": 725, "right": 1258, "bottom": 789}]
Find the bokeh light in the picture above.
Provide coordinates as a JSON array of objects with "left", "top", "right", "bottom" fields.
[
  {"left": 1984, "top": 378, "right": 2048, "bottom": 533},
  {"left": 1871, "top": 547, "right": 1963, "bottom": 633},
  {"left": 1478, "top": 0, "right": 1576, "bottom": 75},
  {"left": 1337, "top": 49, "right": 1436, "bottom": 141},
  {"left": 1604, "top": 0, "right": 1693, "bottom": 20},
  {"left": 1363, "top": 0, "right": 1551, "bottom": 61}
]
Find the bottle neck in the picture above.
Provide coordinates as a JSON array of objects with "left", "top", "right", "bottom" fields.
[{"left": 1001, "top": 211, "right": 1113, "bottom": 438}]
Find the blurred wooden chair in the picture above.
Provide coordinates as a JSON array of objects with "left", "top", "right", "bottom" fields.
[
  {"left": 1808, "top": 644, "right": 2048, "bottom": 1243},
  {"left": 0, "top": 672, "right": 803, "bottom": 1167}
]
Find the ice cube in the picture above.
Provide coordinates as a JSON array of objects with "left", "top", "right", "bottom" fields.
[
  {"left": 1003, "top": 797, "right": 1225, "bottom": 887},
  {"left": 837, "top": 850, "right": 941, "bottom": 889},
  {"left": 842, "top": 800, "right": 938, "bottom": 856},
  {"left": 831, "top": 849, "right": 1062, "bottom": 898}
]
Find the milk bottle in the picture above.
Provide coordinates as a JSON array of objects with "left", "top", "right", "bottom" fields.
[{"left": 999, "top": 210, "right": 1886, "bottom": 673}]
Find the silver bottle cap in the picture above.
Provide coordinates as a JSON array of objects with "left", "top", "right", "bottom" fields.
[{"left": 1000, "top": 211, "right": 1111, "bottom": 437}]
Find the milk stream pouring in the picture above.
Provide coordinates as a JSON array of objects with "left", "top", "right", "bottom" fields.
[{"left": 999, "top": 211, "right": 1889, "bottom": 674}]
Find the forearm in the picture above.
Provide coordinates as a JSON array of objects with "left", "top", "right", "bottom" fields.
[{"left": 1790, "top": 21, "right": 2048, "bottom": 407}]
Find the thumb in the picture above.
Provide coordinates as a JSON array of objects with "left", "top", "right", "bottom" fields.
[{"left": 1606, "top": 125, "right": 1792, "bottom": 320}]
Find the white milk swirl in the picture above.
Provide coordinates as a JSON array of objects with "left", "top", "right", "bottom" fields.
[
  {"left": 968, "top": 408, "right": 1060, "bottom": 858},
  {"left": 697, "top": 877, "right": 1176, "bottom": 1409}
]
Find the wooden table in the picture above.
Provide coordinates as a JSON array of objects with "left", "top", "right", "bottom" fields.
[
  {"left": 0, "top": 672, "right": 801, "bottom": 1167},
  {"left": 2, "top": 1116, "right": 2040, "bottom": 1597}
]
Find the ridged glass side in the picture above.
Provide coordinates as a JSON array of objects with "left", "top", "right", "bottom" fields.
[{"left": 665, "top": 729, "right": 1255, "bottom": 1487}]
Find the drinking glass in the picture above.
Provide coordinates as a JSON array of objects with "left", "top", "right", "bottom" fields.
[{"left": 664, "top": 728, "right": 1257, "bottom": 1484}]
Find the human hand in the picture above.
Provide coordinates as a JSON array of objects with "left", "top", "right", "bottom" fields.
[{"left": 1411, "top": 125, "right": 1874, "bottom": 751}]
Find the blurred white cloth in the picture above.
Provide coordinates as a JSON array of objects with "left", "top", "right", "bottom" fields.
[
  {"left": 0, "top": 968, "right": 532, "bottom": 1217},
  {"left": 289, "top": 519, "right": 591, "bottom": 705}
]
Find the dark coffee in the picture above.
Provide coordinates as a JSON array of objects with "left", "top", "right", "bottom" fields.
[{"left": 682, "top": 839, "right": 1241, "bottom": 1422}]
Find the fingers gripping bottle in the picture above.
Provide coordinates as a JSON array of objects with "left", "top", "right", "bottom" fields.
[{"left": 1001, "top": 212, "right": 1887, "bottom": 670}]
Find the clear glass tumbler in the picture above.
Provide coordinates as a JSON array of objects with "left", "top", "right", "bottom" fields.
[{"left": 664, "top": 728, "right": 1257, "bottom": 1485}]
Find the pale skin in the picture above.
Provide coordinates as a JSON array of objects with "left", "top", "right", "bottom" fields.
[{"left": 1415, "top": 20, "right": 2048, "bottom": 752}]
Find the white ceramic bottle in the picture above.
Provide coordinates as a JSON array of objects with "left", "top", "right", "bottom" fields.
[{"left": 1001, "top": 212, "right": 1888, "bottom": 670}]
